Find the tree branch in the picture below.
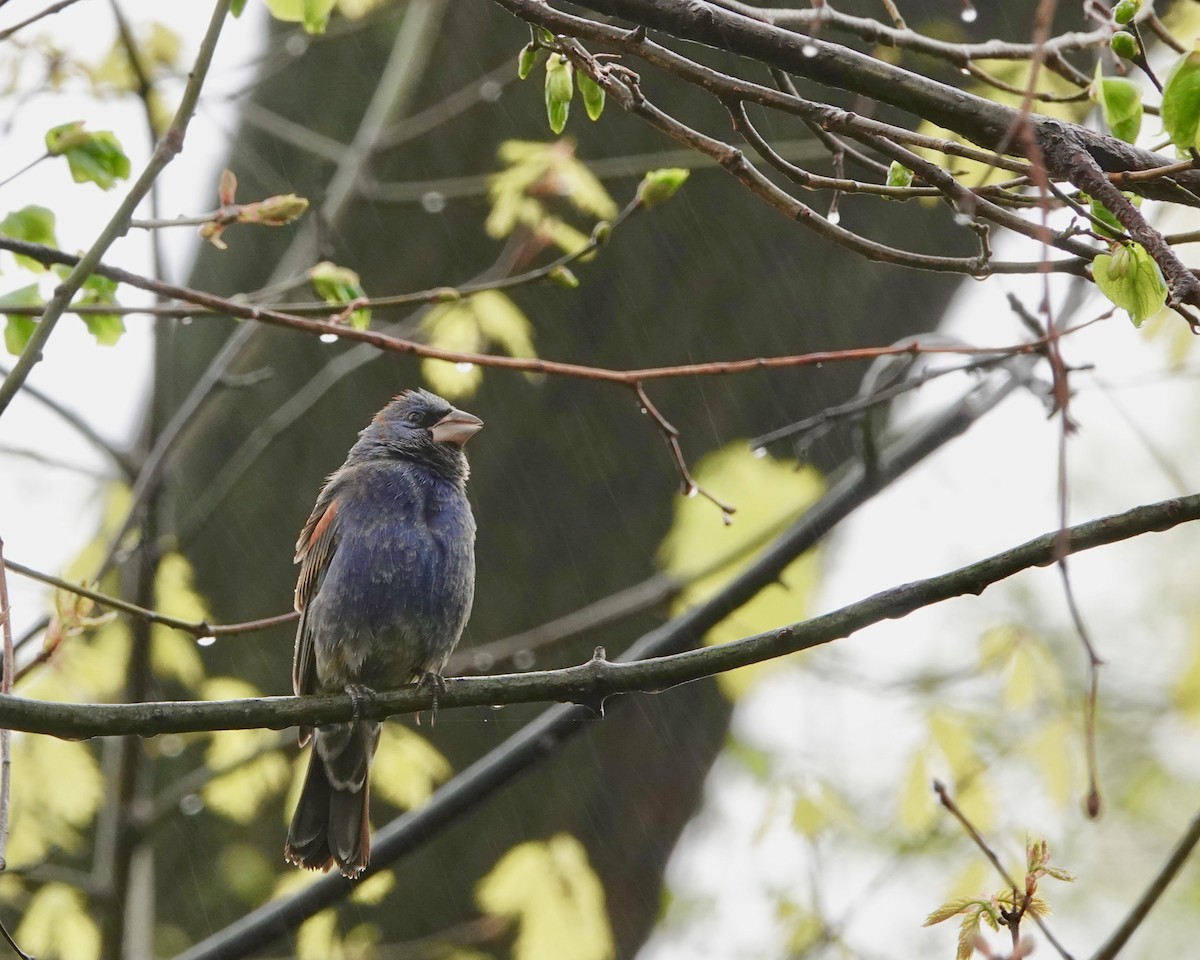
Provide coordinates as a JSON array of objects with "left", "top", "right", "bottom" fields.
[{"left": 5, "top": 490, "right": 1197, "bottom": 740}]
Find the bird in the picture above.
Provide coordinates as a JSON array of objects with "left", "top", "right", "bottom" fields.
[{"left": 284, "top": 388, "right": 482, "bottom": 878}]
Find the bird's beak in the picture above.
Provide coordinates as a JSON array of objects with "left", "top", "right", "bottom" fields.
[{"left": 430, "top": 408, "right": 483, "bottom": 446}]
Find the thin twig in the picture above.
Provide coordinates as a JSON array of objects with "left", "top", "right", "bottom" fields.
[
  {"left": 4, "top": 556, "right": 296, "bottom": 645},
  {"left": 0, "top": 0, "right": 85, "bottom": 41}
]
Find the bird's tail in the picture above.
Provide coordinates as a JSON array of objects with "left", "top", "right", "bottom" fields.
[{"left": 285, "top": 720, "right": 379, "bottom": 878}]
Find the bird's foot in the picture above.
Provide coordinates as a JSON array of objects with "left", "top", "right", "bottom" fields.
[
  {"left": 414, "top": 671, "right": 446, "bottom": 727},
  {"left": 344, "top": 683, "right": 376, "bottom": 722}
]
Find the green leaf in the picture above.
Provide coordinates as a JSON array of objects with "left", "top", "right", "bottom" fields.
[
  {"left": 44, "top": 122, "right": 130, "bottom": 190},
  {"left": 544, "top": 55, "right": 573, "bottom": 134},
  {"left": 308, "top": 260, "right": 370, "bottom": 329},
  {"left": 1, "top": 284, "right": 41, "bottom": 355},
  {"left": 1092, "top": 242, "right": 1168, "bottom": 326},
  {"left": 230, "top": 0, "right": 247, "bottom": 15},
  {"left": 1162, "top": 49, "right": 1200, "bottom": 150},
  {"left": 637, "top": 168, "right": 690, "bottom": 208},
  {"left": 1084, "top": 194, "right": 1128, "bottom": 239},
  {"left": 1093, "top": 65, "right": 1143, "bottom": 143},
  {"left": 263, "top": 0, "right": 336, "bottom": 32},
  {"left": 72, "top": 273, "right": 124, "bottom": 345},
  {"left": 886, "top": 161, "right": 913, "bottom": 188},
  {"left": 578, "top": 70, "right": 605, "bottom": 121},
  {"left": 0, "top": 205, "right": 57, "bottom": 271}
]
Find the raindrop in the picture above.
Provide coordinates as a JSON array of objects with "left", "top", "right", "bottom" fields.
[
  {"left": 179, "top": 316, "right": 193, "bottom": 326},
  {"left": 639, "top": 406, "right": 648, "bottom": 414},
  {"left": 473, "top": 651, "right": 496, "bottom": 672},
  {"left": 284, "top": 34, "right": 309, "bottom": 58},
  {"left": 827, "top": 209, "right": 841, "bottom": 225},
  {"left": 179, "top": 794, "right": 204, "bottom": 816},
  {"left": 197, "top": 635, "right": 216, "bottom": 647},
  {"left": 961, "top": 2, "right": 977, "bottom": 22},
  {"left": 319, "top": 332, "right": 338, "bottom": 343},
  {"left": 513, "top": 649, "right": 536, "bottom": 671},
  {"left": 685, "top": 486, "right": 698, "bottom": 499},
  {"left": 960, "top": 67, "right": 971, "bottom": 76},
  {"left": 953, "top": 211, "right": 973, "bottom": 226},
  {"left": 752, "top": 446, "right": 768, "bottom": 458},
  {"left": 455, "top": 361, "right": 474, "bottom": 373},
  {"left": 721, "top": 511, "right": 734, "bottom": 527},
  {"left": 802, "top": 42, "right": 819, "bottom": 57},
  {"left": 158, "top": 735, "right": 185, "bottom": 758},
  {"left": 421, "top": 190, "right": 446, "bottom": 214},
  {"left": 479, "top": 80, "right": 503, "bottom": 102}
]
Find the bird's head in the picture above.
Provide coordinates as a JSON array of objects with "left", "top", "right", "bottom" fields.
[{"left": 350, "top": 389, "right": 483, "bottom": 483}]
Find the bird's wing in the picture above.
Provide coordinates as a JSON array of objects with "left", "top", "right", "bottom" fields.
[{"left": 292, "top": 481, "right": 341, "bottom": 699}]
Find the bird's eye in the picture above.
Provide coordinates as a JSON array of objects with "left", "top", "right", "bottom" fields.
[{"left": 404, "top": 410, "right": 423, "bottom": 425}]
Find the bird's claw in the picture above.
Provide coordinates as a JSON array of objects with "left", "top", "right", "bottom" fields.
[
  {"left": 344, "top": 683, "right": 375, "bottom": 722},
  {"left": 414, "top": 671, "right": 446, "bottom": 727}
]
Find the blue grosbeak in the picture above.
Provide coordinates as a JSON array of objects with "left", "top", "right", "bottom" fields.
[{"left": 284, "top": 389, "right": 482, "bottom": 878}]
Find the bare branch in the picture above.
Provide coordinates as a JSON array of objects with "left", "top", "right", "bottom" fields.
[{"left": 2, "top": 490, "right": 1198, "bottom": 739}]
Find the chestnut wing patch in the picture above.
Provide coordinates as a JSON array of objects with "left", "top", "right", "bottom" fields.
[{"left": 292, "top": 490, "right": 340, "bottom": 702}]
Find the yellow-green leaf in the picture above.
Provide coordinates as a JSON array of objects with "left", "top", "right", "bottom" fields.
[
  {"left": 44, "top": 121, "right": 130, "bottom": 190},
  {"left": 1093, "top": 64, "right": 1143, "bottom": 143},
  {"left": 477, "top": 834, "right": 615, "bottom": 960},
  {"left": 16, "top": 884, "right": 100, "bottom": 960},
  {"left": 296, "top": 909, "right": 339, "bottom": 960},
  {"left": 1, "top": 284, "right": 41, "bottom": 355},
  {"left": 8, "top": 738, "right": 104, "bottom": 867},
  {"left": 1, "top": 205, "right": 57, "bottom": 271},
  {"left": 263, "top": 0, "right": 336, "bottom": 33},
  {"left": 371, "top": 725, "right": 452, "bottom": 810},
  {"left": 1028, "top": 718, "right": 1076, "bottom": 808},
  {"left": 898, "top": 749, "right": 935, "bottom": 833},
  {"left": 637, "top": 168, "right": 689, "bottom": 208},
  {"left": 578, "top": 70, "right": 605, "bottom": 121},
  {"left": 150, "top": 552, "right": 208, "bottom": 688},
  {"left": 350, "top": 869, "right": 396, "bottom": 905},
  {"left": 886, "top": 161, "right": 913, "bottom": 188},
  {"left": 658, "top": 442, "right": 823, "bottom": 698},
  {"left": 309, "top": 261, "right": 370, "bottom": 330},
  {"left": 1164, "top": 49, "right": 1200, "bottom": 150},
  {"left": 1093, "top": 242, "right": 1168, "bottom": 326},
  {"left": 201, "top": 677, "right": 289, "bottom": 822},
  {"left": 544, "top": 55, "right": 573, "bottom": 134}
]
